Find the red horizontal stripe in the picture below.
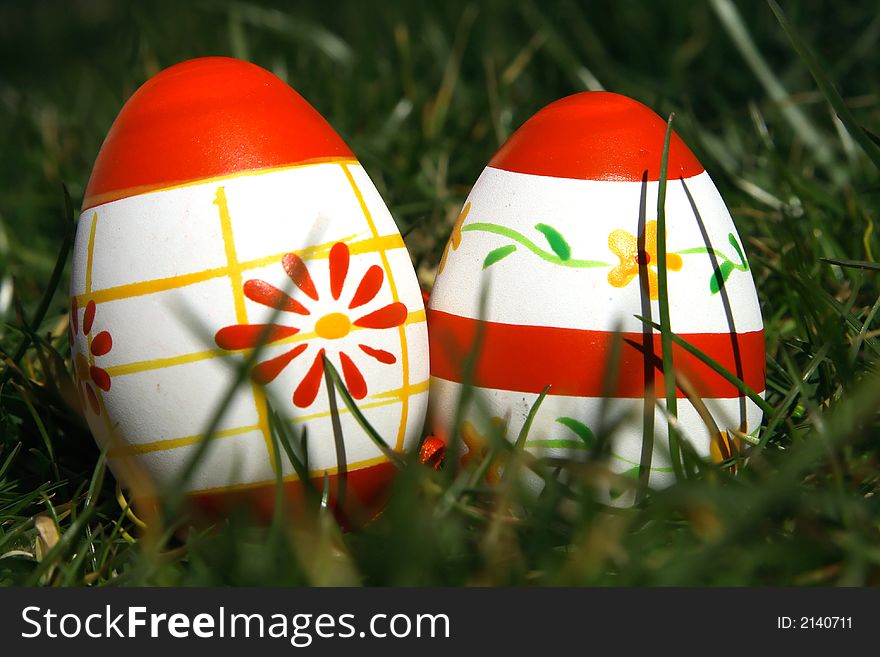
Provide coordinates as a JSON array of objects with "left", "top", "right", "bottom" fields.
[{"left": 428, "top": 310, "right": 764, "bottom": 399}]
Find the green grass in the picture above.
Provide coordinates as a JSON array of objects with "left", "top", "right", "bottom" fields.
[{"left": 2, "top": 0, "right": 880, "bottom": 586}]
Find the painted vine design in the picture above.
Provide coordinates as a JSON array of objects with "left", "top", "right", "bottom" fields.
[
  {"left": 432, "top": 411, "right": 750, "bottom": 499},
  {"left": 446, "top": 202, "right": 750, "bottom": 297},
  {"left": 523, "top": 416, "right": 667, "bottom": 499}
]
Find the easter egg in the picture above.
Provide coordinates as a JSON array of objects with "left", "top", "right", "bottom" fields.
[
  {"left": 69, "top": 57, "right": 428, "bottom": 523},
  {"left": 428, "top": 91, "right": 764, "bottom": 501}
]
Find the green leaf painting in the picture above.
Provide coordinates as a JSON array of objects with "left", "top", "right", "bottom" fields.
[
  {"left": 482, "top": 244, "right": 517, "bottom": 269},
  {"left": 728, "top": 232, "right": 747, "bottom": 267},
  {"left": 555, "top": 417, "right": 594, "bottom": 448},
  {"left": 534, "top": 223, "right": 571, "bottom": 261},
  {"left": 610, "top": 466, "right": 641, "bottom": 499},
  {"left": 709, "top": 259, "right": 735, "bottom": 294},
  {"left": 463, "top": 211, "right": 752, "bottom": 298}
]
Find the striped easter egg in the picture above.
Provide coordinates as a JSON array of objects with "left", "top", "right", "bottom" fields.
[
  {"left": 69, "top": 57, "right": 428, "bottom": 524},
  {"left": 428, "top": 91, "right": 764, "bottom": 502}
]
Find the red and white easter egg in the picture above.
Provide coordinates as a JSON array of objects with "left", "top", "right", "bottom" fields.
[
  {"left": 69, "top": 57, "right": 428, "bottom": 522},
  {"left": 428, "top": 91, "right": 764, "bottom": 500}
]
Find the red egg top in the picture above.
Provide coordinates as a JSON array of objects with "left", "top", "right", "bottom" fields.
[
  {"left": 489, "top": 91, "right": 704, "bottom": 182},
  {"left": 82, "top": 57, "right": 354, "bottom": 210}
]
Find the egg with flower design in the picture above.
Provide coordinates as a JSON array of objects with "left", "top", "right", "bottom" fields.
[
  {"left": 69, "top": 57, "right": 428, "bottom": 523},
  {"left": 427, "top": 92, "right": 764, "bottom": 502}
]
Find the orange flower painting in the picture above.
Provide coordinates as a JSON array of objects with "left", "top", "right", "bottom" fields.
[
  {"left": 215, "top": 242, "right": 407, "bottom": 408},
  {"left": 607, "top": 220, "right": 682, "bottom": 300},
  {"left": 438, "top": 202, "right": 471, "bottom": 274},
  {"left": 70, "top": 298, "right": 114, "bottom": 415}
]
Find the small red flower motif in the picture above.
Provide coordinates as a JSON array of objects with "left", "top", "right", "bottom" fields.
[
  {"left": 69, "top": 297, "right": 114, "bottom": 415},
  {"left": 215, "top": 242, "right": 407, "bottom": 408}
]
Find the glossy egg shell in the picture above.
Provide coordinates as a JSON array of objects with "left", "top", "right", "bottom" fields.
[
  {"left": 69, "top": 57, "right": 429, "bottom": 524},
  {"left": 428, "top": 91, "right": 764, "bottom": 503}
]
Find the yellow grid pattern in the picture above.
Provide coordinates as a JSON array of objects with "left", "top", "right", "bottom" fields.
[
  {"left": 73, "top": 233, "right": 404, "bottom": 306},
  {"left": 340, "top": 163, "right": 412, "bottom": 452},
  {"left": 214, "top": 186, "right": 276, "bottom": 470},
  {"left": 77, "top": 161, "right": 428, "bottom": 484},
  {"left": 189, "top": 453, "right": 392, "bottom": 496},
  {"left": 103, "top": 309, "right": 426, "bottom": 379},
  {"left": 84, "top": 212, "right": 124, "bottom": 454},
  {"left": 83, "top": 156, "right": 360, "bottom": 210},
  {"left": 109, "top": 379, "right": 430, "bottom": 458}
]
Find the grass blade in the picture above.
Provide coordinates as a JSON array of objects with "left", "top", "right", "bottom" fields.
[
  {"left": 499, "top": 384, "right": 550, "bottom": 487},
  {"left": 768, "top": 0, "right": 880, "bottom": 170},
  {"left": 711, "top": 0, "right": 834, "bottom": 169},
  {"left": 322, "top": 354, "right": 347, "bottom": 509},
  {"left": 322, "top": 357, "right": 403, "bottom": 468},
  {"left": 513, "top": 384, "right": 551, "bottom": 452},
  {"left": 25, "top": 451, "right": 107, "bottom": 586},
  {"left": 634, "top": 315, "right": 775, "bottom": 416},
  {"left": 655, "top": 113, "right": 684, "bottom": 480},
  {"left": 820, "top": 257, "right": 880, "bottom": 271},
  {"left": 268, "top": 406, "right": 313, "bottom": 493},
  {"left": 4, "top": 185, "right": 74, "bottom": 375}
]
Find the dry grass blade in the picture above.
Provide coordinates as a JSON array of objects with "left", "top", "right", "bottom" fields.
[{"left": 24, "top": 451, "right": 107, "bottom": 586}]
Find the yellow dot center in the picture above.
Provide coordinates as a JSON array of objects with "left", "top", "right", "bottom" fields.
[{"left": 315, "top": 312, "right": 351, "bottom": 340}]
